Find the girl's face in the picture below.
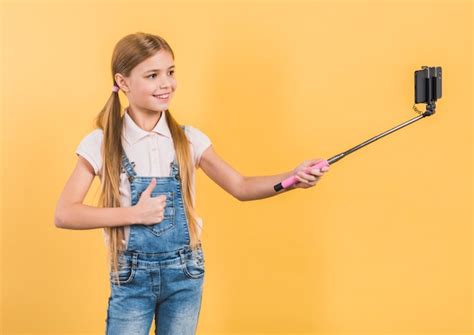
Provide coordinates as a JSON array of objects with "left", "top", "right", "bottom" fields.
[{"left": 116, "top": 50, "right": 177, "bottom": 113}]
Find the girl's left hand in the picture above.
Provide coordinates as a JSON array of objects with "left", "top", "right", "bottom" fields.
[{"left": 291, "top": 159, "right": 330, "bottom": 189}]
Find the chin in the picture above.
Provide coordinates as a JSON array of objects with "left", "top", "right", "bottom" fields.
[{"left": 150, "top": 103, "right": 169, "bottom": 111}]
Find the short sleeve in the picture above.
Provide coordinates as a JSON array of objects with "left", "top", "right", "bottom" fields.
[
  {"left": 184, "top": 125, "right": 212, "bottom": 169},
  {"left": 75, "top": 129, "right": 103, "bottom": 176}
]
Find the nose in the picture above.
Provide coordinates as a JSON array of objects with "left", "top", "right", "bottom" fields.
[{"left": 159, "top": 77, "right": 172, "bottom": 89}]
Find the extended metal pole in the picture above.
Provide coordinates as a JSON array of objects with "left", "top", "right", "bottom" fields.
[
  {"left": 273, "top": 105, "right": 436, "bottom": 192},
  {"left": 327, "top": 110, "right": 432, "bottom": 165}
]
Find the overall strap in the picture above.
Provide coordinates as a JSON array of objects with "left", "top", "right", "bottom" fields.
[{"left": 121, "top": 151, "right": 137, "bottom": 182}]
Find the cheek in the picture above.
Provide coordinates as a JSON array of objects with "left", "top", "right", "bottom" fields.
[
  {"left": 133, "top": 80, "right": 150, "bottom": 92},
  {"left": 142, "top": 83, "right": 157, "bottom": 96}
]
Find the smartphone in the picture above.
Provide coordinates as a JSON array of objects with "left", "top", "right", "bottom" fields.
[{"left": 415, "top": 66, "right": 442, "bottom": 104}]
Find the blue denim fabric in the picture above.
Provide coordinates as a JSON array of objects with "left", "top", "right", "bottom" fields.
[{"left": 105, "top": 139, "right": 205, "bottom": 335}]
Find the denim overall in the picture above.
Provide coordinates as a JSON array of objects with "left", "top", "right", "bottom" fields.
[{"left": 106, "top": 128, "right": 205, "bottom": 335}]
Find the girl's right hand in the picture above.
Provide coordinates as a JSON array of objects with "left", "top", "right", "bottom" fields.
[{"left": 132, "top": 178, "right": 167, "bottom": 225}]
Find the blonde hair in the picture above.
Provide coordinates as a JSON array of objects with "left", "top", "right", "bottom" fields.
[{"left": 94, "top": 32, "right": 201, "bottom": 284}]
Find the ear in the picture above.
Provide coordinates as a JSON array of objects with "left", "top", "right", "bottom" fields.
[{"left": 114, "top": 73, "right": 130, "bottom": 93}]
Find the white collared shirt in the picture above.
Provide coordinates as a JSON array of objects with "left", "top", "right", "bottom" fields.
[{"left": 75, "top": 108, "right": 212, "bottom": 246}]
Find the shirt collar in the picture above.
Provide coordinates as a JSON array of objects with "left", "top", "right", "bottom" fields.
[{"left": 123, "top": 107, "right": 171, "bottom": 145}]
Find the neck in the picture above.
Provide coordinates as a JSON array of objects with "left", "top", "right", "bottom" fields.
[{"left": 127, "top": 106, "right": 163, "bottom": 132}]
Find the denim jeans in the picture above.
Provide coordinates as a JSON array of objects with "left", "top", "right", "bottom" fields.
[
  {"left": 105, "top": 141, "right": 205, "bottom": 334},
  {"left": 106, "top": 245, "right": 205, "bottom": 334}
]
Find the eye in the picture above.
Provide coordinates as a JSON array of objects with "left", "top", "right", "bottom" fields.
[{"left": 147, "top": 70, "right": 174, "bottom": 79}]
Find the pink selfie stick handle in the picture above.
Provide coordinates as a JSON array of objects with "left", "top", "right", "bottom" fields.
[{"left": 280, "top": 159, "right": 329, "bottom": 189}]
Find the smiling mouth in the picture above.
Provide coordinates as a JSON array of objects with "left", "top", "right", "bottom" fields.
[{"left": 153, "top": 93, "right": 170, "bottom": 101}]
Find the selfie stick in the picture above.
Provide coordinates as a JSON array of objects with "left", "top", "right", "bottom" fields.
[{"left": 273, "top": 66, "right": 441, "bottom": 192}]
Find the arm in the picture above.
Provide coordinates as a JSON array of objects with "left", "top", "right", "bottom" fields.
[
  {"left": 198, "top": 145, "right": 296, "bottom": 202},
  {"left": 55, "top": 155, "right": 138, "bottom": 230},
  {"left": 57, "top": 204, "right": 138, "bottom": 230},
  {"left": 240, "top": 171, "right": 296, "bottom": 201}
]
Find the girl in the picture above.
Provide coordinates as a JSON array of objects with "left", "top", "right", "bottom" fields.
[{"left": 55, "top": 32, "right": 329, "bottom": 335}]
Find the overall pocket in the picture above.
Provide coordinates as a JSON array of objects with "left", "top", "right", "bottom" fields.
[
  {"left": 110, "top": 257, "right": 137, "bottom": 285},
  {"left": 182, "top": 249, "right": 205, "bottom": 279},
  {"left": 143, "top": 190, "right": 176, "bottom": 237}
]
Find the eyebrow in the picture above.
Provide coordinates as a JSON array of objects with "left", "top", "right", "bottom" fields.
[{"left": 144, "top": 65, "right": 175, "bottom": 74}]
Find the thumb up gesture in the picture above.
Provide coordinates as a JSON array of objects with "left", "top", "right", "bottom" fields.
[{"left": 133, "top": 178, "right": 167, "bottom": 225}]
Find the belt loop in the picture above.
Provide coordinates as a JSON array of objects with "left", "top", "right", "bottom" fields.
[
  {"left": 132, "top": 253, "right": 138, "bottom": 268},
  {"left": 178, "top": 248, "right": 185, "bottom": 264}
]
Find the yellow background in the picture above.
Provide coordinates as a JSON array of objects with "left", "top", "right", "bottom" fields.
[{"left": 1, "top": 0, "right": 472, "bottom": 334}]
